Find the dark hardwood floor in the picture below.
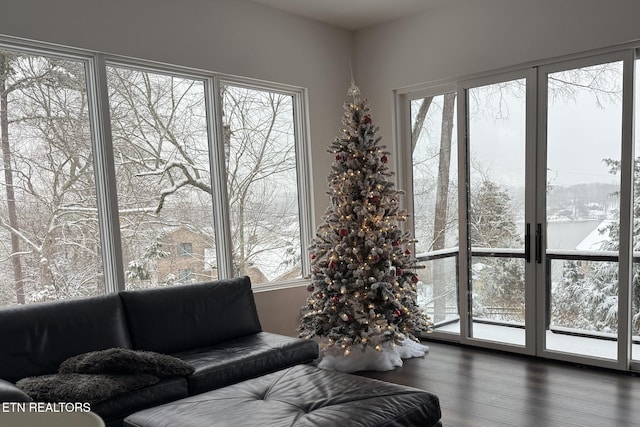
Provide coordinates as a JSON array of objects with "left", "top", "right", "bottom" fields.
[{"left": 357, "top": 340, "right": 640, "bottom": 427}]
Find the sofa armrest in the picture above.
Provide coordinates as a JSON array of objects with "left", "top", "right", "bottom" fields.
[{"left": 0, "top": 378, "right": 32, "bottom": 402}]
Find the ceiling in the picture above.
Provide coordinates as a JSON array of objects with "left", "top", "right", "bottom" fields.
[{"left": 249, "top": 0, "right": 453, "bottom": 31}]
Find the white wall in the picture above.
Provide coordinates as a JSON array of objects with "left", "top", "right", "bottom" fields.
[{"left": 354, "top": 0, "right": 640, "bottom": 153}]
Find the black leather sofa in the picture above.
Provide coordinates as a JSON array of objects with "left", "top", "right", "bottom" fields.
[{"left": 0, "top": 277, "right": 319, "bottom": 426}]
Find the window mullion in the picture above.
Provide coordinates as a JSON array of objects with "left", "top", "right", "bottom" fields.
[
  {"left": 87, "top": 53, "right": 125, "bottom": 293},
  {"left": 617, "top": 49, "right": 635, "bottom": 370},
  {"left": 457, "top": 86, "right": 471, "bottom": 343},
  {"left": 206, "top": 75, "right": 234, "bottom": 279},
  {"left": 293, "top": 89, "right": 314, "bottom": 278}
]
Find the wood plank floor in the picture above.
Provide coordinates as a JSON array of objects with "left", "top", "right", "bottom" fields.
[{"left": 357, "top": 340, "right": 640, "bottom": 427}]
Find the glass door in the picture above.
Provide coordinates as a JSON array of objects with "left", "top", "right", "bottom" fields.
[
  {"left": 406, "top": 49, "right": 638, "bottom": 370},
  {"left": 461, "top": 71, "right": 535, "bottom": 352},
  {"left": 538, "top": 53, "right": 629, "bottom": 366}
]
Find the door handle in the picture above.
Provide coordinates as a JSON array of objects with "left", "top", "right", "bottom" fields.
[
  {"left": 524, "top": 223, "right": 531, "bottom": 263},
  {"left": 535, "top": 223, "right": 542, "bottom": 264}
]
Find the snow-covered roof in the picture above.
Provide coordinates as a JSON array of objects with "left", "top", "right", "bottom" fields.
[{"left": 575, "top": 219, "right": 613, "bottom": 251}]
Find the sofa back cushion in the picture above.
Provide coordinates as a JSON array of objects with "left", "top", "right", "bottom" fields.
[
  {"left": 119, "top": 277, "right": 262, "bottom": 354},
  {"left": 0, "top": 294, "right": 132, "bottom": 383}
]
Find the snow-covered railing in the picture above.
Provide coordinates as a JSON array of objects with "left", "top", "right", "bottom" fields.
[
  {"left": 545, "top": 249, "right": 619, "bottom": 261},
  {"left": 416, "top": 247, "right": 458, "bottom": 261}
]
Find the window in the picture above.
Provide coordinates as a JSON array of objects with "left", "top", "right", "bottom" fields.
[
  {"left": 106, "top": 65, "right": 215, "bottom": 289},
  {"left": 0, "top": 38, "right": 312, "bottom": 305},
  {"left": 409, "top": 91, "right": 459, "bottom": 331},
  {"left": 221, "top": 84, "right": 302, "bottom": 285},
  {"left": 0, "top": 48, "right": 102, "bottom": 305},
  {"left": 178, "top": 269, "right": 193, "bottom": 283},
  {"left": 177, "top": 243, "right": 193, "bottom": 257}
]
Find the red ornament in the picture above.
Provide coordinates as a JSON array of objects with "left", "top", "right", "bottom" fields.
[
  {"left": 328, "top": 261, "right": 337, "bottom": 269},
  {"left": 412, "top": 275, "right": 419, "bottom": 283},
  {"left": 311, "top": 253, "right": 316, "bottom": 259},
  {"left": 307, "top": 284, "right": 314, "bottom": 292},
  {"left": 347, "top": 314, "right": 354, "bottom": 321},
  {"left": 369, "top": 196, "right": 379, "bottom": 204},
  {"left": 364, "top": 116, "right": 372, "bottom": 124},
  {"left": 339, "top": 228, "right": 348, "bottom": 237},
  {"left": 335, "top": 154, "right": 342, "bottom": 161},
  {"left": 396, "top": 268, "right": 403, "bottom": 276},
  {"left": 392, "top": 240, "right": 400, "bottom": 247},
  {"left": 381, "top": 155, "right": 388, "bottom": 163},
  {"left": 394, "top": 309, "right": 402, "bottom": 317},
  {"left": 332, "top": 295, "right": 340, "bottom": 303},
  {"left": 405, "top": 249, "right": 412, "bottom": 255}
]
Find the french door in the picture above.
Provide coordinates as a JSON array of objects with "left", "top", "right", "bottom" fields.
[
  {"left": 409, "top": 49, "right": 638, "bottom": 370},
  {"left": 459, "top": 70, "right": 534, "bottom": 354},
  {"left": 536, "top": 52, "right": 633, "bottom": 369}
]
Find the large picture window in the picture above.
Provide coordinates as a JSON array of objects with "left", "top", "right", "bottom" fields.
[
  {"left": 221, "top": 84, "right": 302, "bottom": 284},
  {"left": 0, "top": 49, "right": 102, "bottom": 305},
  {"left": 410, "top": 91, "right": 459, "bottom": 331},
  {"left": 0, "top": 39, "right": 311, "bottom": 306},
  {"left": 106, "top": 65, "right": 216, "bottom": 289}
]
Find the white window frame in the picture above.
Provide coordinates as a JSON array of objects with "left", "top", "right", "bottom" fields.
[{"left": 0, "top": 34, "right": 314, "bottom": 297}]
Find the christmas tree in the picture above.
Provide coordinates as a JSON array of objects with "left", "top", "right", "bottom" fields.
[{"left": 298, "top": 81, "right": 431, "bottom": 372}]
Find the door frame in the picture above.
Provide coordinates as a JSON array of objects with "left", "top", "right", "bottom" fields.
[
  {"left": 394, "top": 45, "right": 638, "bottom": 372},
  {"left": 536, "top": 50, "right": 635, "bottom": 371},
  {"left": 457, "top": 69, "right": 537, "bottom": 356}
]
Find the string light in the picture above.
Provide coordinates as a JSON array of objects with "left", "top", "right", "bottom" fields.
[{"left": 298, "top": 81, "right": 432, "bottom": 359}]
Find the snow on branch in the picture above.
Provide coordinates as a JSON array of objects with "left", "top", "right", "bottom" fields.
[{"left": 135, "top": 161, "right": 212, "bottom": 214}]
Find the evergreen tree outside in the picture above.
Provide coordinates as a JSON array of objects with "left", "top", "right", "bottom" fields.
[
  {"left": 552, "top": 158, "right": 640, "bottom": 335},
  {"left": 469, "top": 180, "right": 521, "bottom": 249},
  {"left": 469, "top": 179, "right": 525, "bottom": 322},
  {"left": 552, "top": 260, "right": 591, "bottom": 329},
  {"left": 298, "top": 83, "right": 431, "bottom": 359}
]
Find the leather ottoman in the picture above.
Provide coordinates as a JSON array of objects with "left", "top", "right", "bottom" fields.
[{"left": 123, "top": 364, "right": 442, "bottom": 427}]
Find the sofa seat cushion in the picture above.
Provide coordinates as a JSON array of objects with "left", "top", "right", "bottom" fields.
[
  {"left": 173, "top": 331, "right": 319, "bottom": 395},
  {"left": 16, "top": 373, "right": 159, "bottom": 405},
  {"left": 123, "top": 365, "right": 442, "bottom": 427},
  {"left": 93, "top": 376, "right": 188, "bottom": 427},
  {"left": 0, "top": 378, "right": 32, "bottom": 402},
  {"left": 59, "top": 348, "right": 194, "bottom": 378}
]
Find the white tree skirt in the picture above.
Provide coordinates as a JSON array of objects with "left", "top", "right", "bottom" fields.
[{"left": 317, "top": 339, "right": 429, "bottom": 373}]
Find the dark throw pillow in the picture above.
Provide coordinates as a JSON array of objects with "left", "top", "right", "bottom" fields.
[
  {"left": 59, "top": 348, "right": 194, "bottom": 377},
  {"left": 16, "top": 373, "right": 159, "bottom": 404}
]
